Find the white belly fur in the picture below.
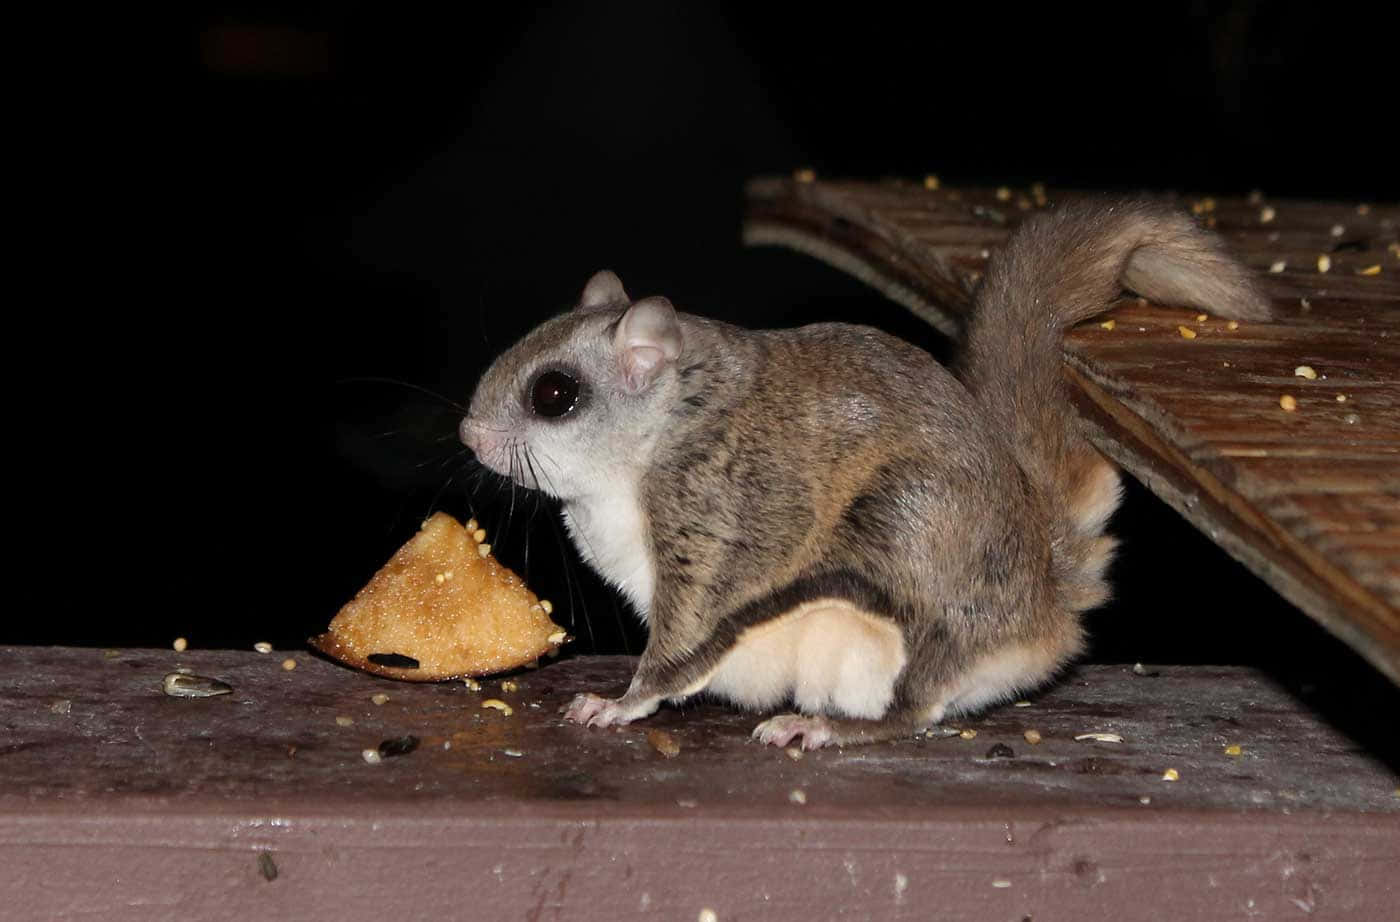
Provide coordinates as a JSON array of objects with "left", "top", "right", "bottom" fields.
[
  {"left": 702, "top": 599, "right": 907, "bottom": 720},
  {"left": 562, "top": 492, "right": 654, "bottom": 619}
]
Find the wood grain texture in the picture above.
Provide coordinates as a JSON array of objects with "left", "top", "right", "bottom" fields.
[
  {"left": 1, "top": 649, "right": 1397, "bottom": 921},
  {"left": 744, "top": 177, "right": 1400, "bottom": 683}
]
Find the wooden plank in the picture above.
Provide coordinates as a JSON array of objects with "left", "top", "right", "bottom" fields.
[
  {"left": 743, "top": 177, "right": 1400, "bottom": 683},
  {"left": 1, "top": 648, "right": 1397, "bottom": 921}
]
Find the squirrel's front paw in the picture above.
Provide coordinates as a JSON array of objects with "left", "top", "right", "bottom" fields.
[{"left": 563, "top": 692, "right": 655, "bottom": 728}]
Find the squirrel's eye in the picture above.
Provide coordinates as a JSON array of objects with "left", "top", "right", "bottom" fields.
[{"left": 530, "top": 370, "right": 580, "bottom": 418}]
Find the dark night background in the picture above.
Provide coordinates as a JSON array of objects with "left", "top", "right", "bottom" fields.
[{"left": 34, "top": 5, "right": 1397, "bottom": 721}]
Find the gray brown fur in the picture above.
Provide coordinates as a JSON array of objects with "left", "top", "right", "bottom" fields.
[{"left": 461, "top": 197, "right": 1271, "bottom": 747}]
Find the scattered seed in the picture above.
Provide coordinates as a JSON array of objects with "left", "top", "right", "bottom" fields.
[
  {"left": 434, "top": 573, "right": 445, "bottom": 584},
  {"left": 253, "top": 642, "right": 272, "bottom": 654},
  {"left": 1336, "top": 394, "right": 1348, "bottom": 403},
  {"left": 794, "top": 168, "right": 816, "bottom": 183},
  {"left": 1294, "top": 365, "right": 1318, "bottom": 379},
  {"left": 1259, "top": 206, "right": 1276, "bottom": 223},
  {"left": 371, "top": 693, "right": 390, "bottom": 705},
  {"left": 785, "top": 746, "right": 804, "bottom": 760},
  {"left": 959, "top": 729, "right": 978, "bottom": 740},
  {"left": 281, "top": 658, "right": 297, "bottom": 671},
  {"left": 1132, "top": 663, "right": 1160, "bottom": 677},
  {"left": 50, "top": 699, "right": 72, "bottom": 715},
  {"left": 698, "top": 909, "right": 719, "bottom": 922},
  {"left": 162, "top": 673, "right": 233, "bottom": 698},
  {"left": 1162, "top": 768, "right": 1180, "bottom": 782},
  {"left": 540, "top": 599, "right": 554, "bottom": 615},
  {"left": 1343, "top": 412, "right": 1361, "bottom": 425},
  {"left": 1013, "top": 700, "right": 1032, "bottom": 708},
  {"left": 926, "top": 727, "right": 962, "bottom": 739},
  {"left": 1099, "top": 319, "right": 1116, "bottom": 330},
  {"left": 361, "top": 748, "right": 382, "bottom": 764},
  {"left": 478, "top": 543, "right": 492, "bottom": 557},
  {"left": 1317, "top": 254, "right": 1331, "bottom": 273},
  {"left": 1227, "top": 320, "right": 1239, "bottom": 330},
  {"left": 482, "top": 699, "right": 514, "bottom": 716},
  {"left": 788, "top": 788, "right": 807, "bottom": 804},
  {"left": 992, "top": 879, "right": 1012, "bottom": 889},
  {"left": 503, "top": 748, "right": 524, "bottom": 758},
  {"left": 647, "top": 729, "right": 682, "bottom": 758},
  {"left": 1023, "top": 729, "right": 1042, "bottom": 745},
  {"left": 1178, "top": 325, "right": 1197, "bottom": 339},
  {"left": 463, "top": 678, "right": 481, "bottom": 691},
  {"left": 1224, "top": 743, "right": 1243, "bottom": 756},
  {"left": 547, "top": 630, "right": 568, "bottom": 645},
  {"left": 985, "top": 743, "right": 1015, "bottom": 759},
  {"left": 172, "top": 637, "right": 188, "bottom": 652},
  {"left": 1330, "top": 224, "right": 1345, "bottom": 237},
  {"left": 923, "top": 174, "right": 940, "bottom": 190},
  {"left": 1195, "top": 313, "right": 1208, "bottom": 322},
  {"left": 1075, "top": 733, "right": 1124, "bottom": 743},
  {"left": 1301, "top": 297, "right": 1312, "bottom": 309},
  {"left": 500, "top": 680, "right": 519, "bottom": 693},
  {"left": 1358, "top": 264, "right": 1382, "bottom": 276},
  {"left": 995, "top": 186, "right": 1012, "bottom": 202},
  {"left": 1280, "top": 394, "right": 1298, "bottom": 411},
  {"left": 1139, "top": 795, "right": 1152, "bottom": 805},
  {"left": 335, "top": 715, "right": 353, "bottom": 727},
  {"left": 1269, "top": 260, "right": 1286, "bottom": 273},
  {"left": 378, "top": 735, "right": 420, "bottom": 758},
  {"left": 472, "top": 528, "right": 487, "bottom": 543}
]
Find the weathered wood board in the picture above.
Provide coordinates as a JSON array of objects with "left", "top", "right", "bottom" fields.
[
  {"left": 743, "top": 178, "right": 1400, "bottom": 683},
  {"left": 2, "top": 648, "right": 1397, "bottom": 920}
]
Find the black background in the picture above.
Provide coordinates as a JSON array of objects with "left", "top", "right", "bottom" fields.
[{"left": 37, "top": 4, "right": 1398, "bottom": 727}]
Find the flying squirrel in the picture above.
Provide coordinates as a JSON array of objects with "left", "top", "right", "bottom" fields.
[{"left": 459, "top": 197, "right": 1271, "bottom": 749}]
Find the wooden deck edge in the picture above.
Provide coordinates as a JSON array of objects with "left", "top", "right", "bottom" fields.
[
  {"left": 1066, "top": 364, "right": 1400, "bottom": 685},
  {"left": 4, "top": 805, "right": 1397, "bottom": 921}
]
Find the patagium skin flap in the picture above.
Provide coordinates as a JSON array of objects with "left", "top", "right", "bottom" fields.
[{"left": 460, "top": 198, "right": 1270, "bottom": 748}]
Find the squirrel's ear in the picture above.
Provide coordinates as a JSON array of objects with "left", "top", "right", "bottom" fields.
[
  {"left": 614, "top": 296, "right": 682, "bottom": 394},
  {"left": 580, "top": 270, "right": 629, "bottom": 309}
]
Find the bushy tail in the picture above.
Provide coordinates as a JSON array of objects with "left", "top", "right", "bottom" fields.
[{"left": 959, "top": 197, "right": 1271, "bottom": 612}]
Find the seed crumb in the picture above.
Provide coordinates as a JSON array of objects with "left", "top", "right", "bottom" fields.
[
  {"left": 959, "top": 729, "right": 977, "bottom": 740},
  {"left": 547, "top": 630, "right": 567, "bottom": 645},
  {"left": 500, "top": 680, "right": 519, "bottom": 693},
  {"left": 1195, "top": 313, "right": 1208, "bottom": 322},
  {"left": 1023, "top": 729, "right": 1042, "bottom": 745},
  {"left": 1224, "top": 743, "right": 1243, "bottom": 756},
  {"left": 482, "top": 698, "right": 513, "bottom": 716},
  {"left": 1358, "top": 264, "right": 1382, "bottom": 276},
  {"left": 466, "top": 518, "right": 478, "bottom": 531},
  {"left": 1317, "top": 254, "right": 1332, "bottom": 274},
  {"left": 371, "top": 692, "right": 390, "bottom": 705},
  {"left": 785, "top": 746, "right": 804, "bottom": 761},
  {"left": 253, "top": 642, "right": 272, "bottom": 654},
  {"left": 541, "top": 599, "right": 554, "bottom": 614},
  {"left": 1280, "top": 394, "right": 1298, "bottom": 411},
  {"left": 1099, "top": 319, "right": 1116, "bottom": 330},
  {"left": 472, "top": 528, "right": 486, "bottom": 542},
  {"left": 478, "top": 543, "right": 492, "bottom": 557},
  {"left": 1227, "top": 320, "right": 1239, "bottom": 330},
  {"left": 1259, "top": 206, "right": 1276, "bottom": 223},
  {"left": 281, "top": 658, "right": 297, "bottom": 671},
  {"left": 172, "top": 637, "right": 188, "bottom": 652},
  {"left": 361, "top": 749, "right": 382, "bottom": 764},
  {"left": 434, "top": 573, "right": 445, "bottom": 584},
  {"left": 50, "top": 699, "right": 72, "bottom": 715},
  {"left": 1269, "top": 260, "right": 1286, "bottom": 273},
  {"left": 788, "top": 788, "right": 807, "bottom": 804},
  {"left": 1162, "top": 768, "right": 1180, "bottom": 782},
  {"left": 1294, "top": 365, "right": 1317, "bottom": 379},
  {"left": 1178, "top": 325, "right": 1197, "bottom": 339},
  {"left": 463, "top": 678, "right": 481, "bottom": 691},
  {"left": 335, "top": 715, "right": 353, "bottom": 727},
  {"left": 1336, "top": 394, "right": 1348, "bottom": 403}
]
